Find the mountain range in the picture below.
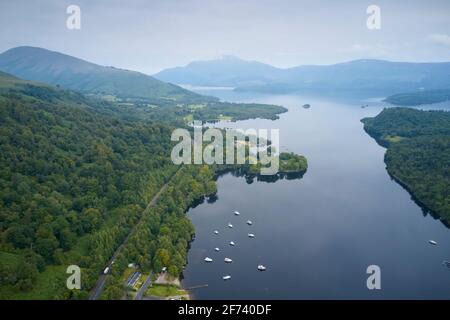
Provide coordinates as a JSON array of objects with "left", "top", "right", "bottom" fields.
[
  {"left": 2, "top": 47, "right": 450, "bottom": 102},
  {"left": 155, "top": 56, "right": 450, "bottom": 97}
]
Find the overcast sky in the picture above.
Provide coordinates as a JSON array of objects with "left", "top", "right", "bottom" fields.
[{"left": 1, "top": 0, "right": 450, "bottom": 74}]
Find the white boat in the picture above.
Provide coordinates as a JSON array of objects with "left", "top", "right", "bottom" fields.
[
  {"left": 234, "top": 211, "right": 240, "bottom": 216},
  {"left": 228, "top": 223, "right": 233, "bottom": 228},
  {"left": 248, "top": 233, "right": 255, "bottom": 238},
  {"left": 214, "top": 230, "right": 219, "bottom": 235},
  {"left": 229, "top": 241, "right": 235, "bottom": 246},
  {"left": 246, "top": 220, "right": 253, "bottom": 225},
  {"left": 429, "top": 240, "right": 438, "bottom": 245},
  {"left": 257, "top": 265, "right": 266, "bottom": 271},
  {"left": 224, "top": 258, "right": 232, "bottom": 263},
  {"left": 215, "top": 247, "right": 220, "bottom": 252},
  {"left": 204, "top": 257, "right": 213, "bottom": 262},
  {"left": 223, "top": 275, "right": 231, "bottom": 280}
]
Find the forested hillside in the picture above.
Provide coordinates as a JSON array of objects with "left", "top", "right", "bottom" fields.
[
  {"left": 0, "top": 46, "right": 205, "bottom": 103},
  {"left": 362, "top": 108, "right": 450, "bottom": 223},
  {"left": 0, "top": 72, "right": 297, "bottom": 299},
  {"left": 0, "top": 72, "right": 185, "bottom": 298}
]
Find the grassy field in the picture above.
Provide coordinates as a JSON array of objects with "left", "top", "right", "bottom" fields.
[
  {"left": 0, "top": 251, "right": 22, "bottom": 268},
  {"left": 146, "top": 284, "right": 187, "bottom": 298},
  {"left": 0, "top": 257, "right": 67, "bottom": 300},
  {"left": 384, "top": 135, "right": 406, "bottom": 143}
]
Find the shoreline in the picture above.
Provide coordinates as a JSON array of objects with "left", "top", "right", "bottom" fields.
[{"left": 362, "top": 126, "right": 450, "bottom": 228}]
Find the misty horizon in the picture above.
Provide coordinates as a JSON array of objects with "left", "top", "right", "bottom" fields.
[
  {"left": 1, "top": 0, "right": 450, "bottom": 74},
  {"left": 2, "top": 45, "right": 450, "bottom": 78}
]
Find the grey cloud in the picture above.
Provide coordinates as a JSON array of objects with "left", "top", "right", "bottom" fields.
[{"left": 0, "top": 0, "right": 449, "bottom": 74}]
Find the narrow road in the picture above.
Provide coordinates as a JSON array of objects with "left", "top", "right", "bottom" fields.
[
  {"left": 134, "top": 273, "right": 153, "bottom": 300},
  {"left": 88, "top": 168, "right": 182, "bottom": 300}
]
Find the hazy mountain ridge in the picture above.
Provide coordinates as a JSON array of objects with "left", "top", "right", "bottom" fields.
[
  {"left": 155, "top": 55, "right": 282, "bottom": 87},
  {"left": 155, "top": 57, "right": 450, "bottom": 96}
]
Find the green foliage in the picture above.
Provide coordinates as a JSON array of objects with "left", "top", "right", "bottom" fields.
[
  {"left": 363, "top": 107, "right": 450, "bottom": 222},
  {"left": 0, "top": 71, "right": 304, "bottom": 299},
  {"left": 384, "top": 89, "right": 450, "bottom": 106},
  {"left": 279, "top": 152, "right": 308, "bottom": 172},
  {"left": 111, "top": 165, "right": 214, "bottom": 278},
  {"left": 0, "top": 46, "right": 205, "bottom": 103},
  {"left": 362, "top": 107, "right": 450, "bottom": 143},
  {"left": 185, "top": 102, "right": 287, "bottom": 121},
  {"left": 0, "top": 75, "right": 178, "bottom": 297}
]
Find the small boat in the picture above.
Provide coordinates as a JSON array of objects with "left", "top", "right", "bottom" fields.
[
  {"left": 224, "top": 258, "right": 232, "bottom": 263},
  {"left": 302, "top": 104, "right": 311, "bottom": 109},
  {"left": 248, "top": 233, "right": 255, "bottom": 238},
  {"left": 234, "top": 211, "right": 240, "bottom": 216},
  {"left": 223, "top": 275, "right": 231, "bottom": 280},
  {"left": 214, "top": 230, "right": 219, "bottom": 235},
  {"left": 228, "top": 223, "right": 233, "bottom": 228},
  {"left": 257, "top": 265, "right": 266, "bottom": 271},
  {"left": 214, "top": 247, "right": 220, "bottom": 252},
  {"left": 246, "top": 220, "right": 253, "bottom": 225},
  {"left": 229, "top": 241, "right": 235, "bottom": 246},
  {"left": 429, "top": 240, "right": 438, "bottom": 245},
  {"left": 204, "top": 257, "right": 213, "bottom": 262},
  {"left": 443, "top": 261, "right": 450, "bottom": 268}
]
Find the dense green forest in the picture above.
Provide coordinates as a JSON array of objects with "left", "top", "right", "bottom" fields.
[
  {"left": 0, "top": 72, "right": 302, "bottom": 299},
  {"left": 362, "top": 107, "right": 450, "bottom": 223},
  {"left": 384, "top": 89, "right": 450, "bottom": 106},
  {"left": 100, "top": 165, "right": 216, "bottom": 299},
  {"left": 0, "top": 74, "right": 181, "bottom": 298},
  {"left": 240, "top": 152, "right": 308, "bottom": 176}
]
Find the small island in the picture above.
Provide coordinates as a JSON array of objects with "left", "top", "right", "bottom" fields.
[{"left": 215, "top": 151, "right": 308, "bottom": 183}]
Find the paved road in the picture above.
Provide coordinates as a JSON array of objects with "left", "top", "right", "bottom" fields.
[
  {"left": 134, "top": 273, "right": 153, "bottom": 300},
  {"left": 88, "top": 169, "right": 182, "bottom": 300}
]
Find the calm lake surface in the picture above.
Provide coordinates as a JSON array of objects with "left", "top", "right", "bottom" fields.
[{"left": 181, "top": 91, "right": 450, "bottom": 299}]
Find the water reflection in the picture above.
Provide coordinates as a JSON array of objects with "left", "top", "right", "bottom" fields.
[
  {"left": 182, "top": 92, "right": 450, "bottom": 300},
  {"left": 215, "top": 167, "right": 306, "bottom": 184}
]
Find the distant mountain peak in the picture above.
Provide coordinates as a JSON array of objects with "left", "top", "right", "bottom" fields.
[
  {"left": 220, "top": 54, "right": 241, "bottom": 60},
  {"left": 155, "top": 55, "right": 281, "bottom": 86}
]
